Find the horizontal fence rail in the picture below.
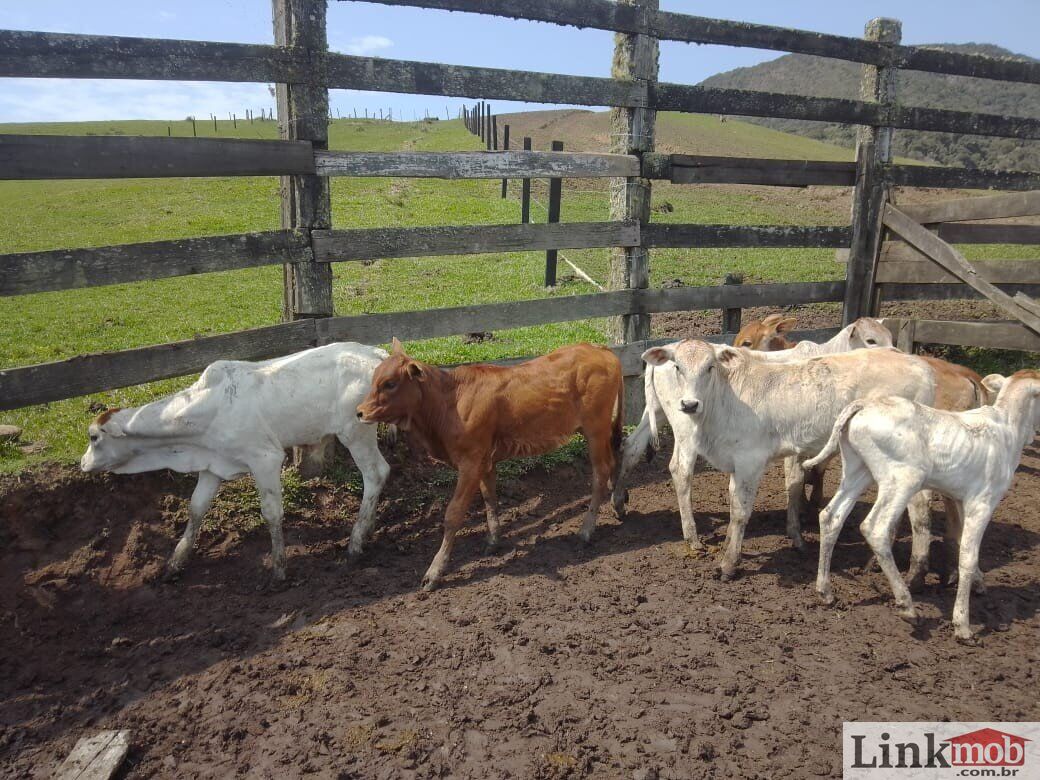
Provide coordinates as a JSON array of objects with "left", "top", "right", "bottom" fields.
[
  {"left": 314, "top": 150, "right": 639, "bottom": 178},
  {"left": 654, "top": 155, "right": 857, "bottom": 187},
  {"left": 0, "top": 30, "right": 307, "bottom": 83},
  {"left": 883, "top": 318, "right": 1040, "bottom": 351},
  {"left": 5, "top": 30, "right": 1040, "bottom": 142},
  {"left": 0, "top": 135, "right": 316, "bottom": 180},
  {"left": 878, "top": 283, "right": 1040, "bottom": 302},
  {"left": 0, "top": 231, "right": 311, "bottom": 296},
  {"left": 0, "top": 281, "right": 845, "bottom": 410},
  {"left": 312, "top": 222, "right": 640, "bottom": 262},
  {"left": 643, "top": 224, "right": 851, "bottom": 248},
  {"left": 344, "top": 0, "right": 1040, "bottom": 85},
  {"left": 886, "top": 165, "right": 1040, "bottom": 192}
]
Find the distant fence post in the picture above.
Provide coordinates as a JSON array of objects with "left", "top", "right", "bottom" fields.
[
  {"left": 608, "top": 0, "right": 659, "bottom": 421},
  {"left": 843, "top": 17, "right": 901, "bottom": 325},
  {"left": 721, "top": 272, "right": 743, "bottom": 335},
  {"left": 545, "top": 140, "right": 564, "bottom": 287},
  {"left": 501, "top": 124, "right": 510, "bottom": 197},
  {"left": 521, "top": 136, "right": 532, "bottom": 224},
  {"left": 491, "top": 115, "right": 498, "bottom": 151},
  {"left": 273, "top": 0, "right": 335, "bottom": 475}
]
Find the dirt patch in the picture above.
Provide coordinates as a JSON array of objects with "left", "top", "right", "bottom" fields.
[{"left": 2, "top": 434, "right": 1039, "bottom": 778}]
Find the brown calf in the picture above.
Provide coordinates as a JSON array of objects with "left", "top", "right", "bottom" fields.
[
  {"left": 357, "top": 339, "right": 625, "bottom": 590},
  {"left": 732, "top": 314, "right": 797, "bottom": 350}
]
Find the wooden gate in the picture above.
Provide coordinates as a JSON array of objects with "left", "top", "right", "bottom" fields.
[{"left": 876, "top": 191, "right": 1040, "bottom": 352}]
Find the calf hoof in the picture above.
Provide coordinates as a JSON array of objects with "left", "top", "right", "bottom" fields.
[
  {"left": 420, "top": 574, "right": 439, "bottom": 593},
  {"left": 789, "top": 535, "right": 807, "bottom": 553},
  {"left": 718, "top": 563, "right": 738, "bottom": 582},
  {"left": 345, "top": 545, "right": 363, "bottom": 562},
  {"left": 161, "top": 565, "right": 184, "bottom": 583},
  {"left": 484, "top": 538, "right": 503, "bottom": 556},
  {"left": 610, "top": 493, "right": 628, "bottom": 520},
  {"left": 686, "top": 540, "right": 706, "bottom": 557},
  {"left": 863, "top": 555, "right": 881, "bottom": 574},
  {"left": 897, "top": 607, "right": 921, "bottom": 627},
  {"left": 577, "top": 528, "right": 595, "bottom": 545},
  {"left": 954, "top": 627, "right": 978, "bottom": 645},
  {"left": 816, "top": 588, "right": 835, "bottom": 606}
]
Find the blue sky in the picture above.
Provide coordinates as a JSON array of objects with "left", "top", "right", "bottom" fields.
[{"left": 1, "top": 0, "right": 1039, "bottom": 123}]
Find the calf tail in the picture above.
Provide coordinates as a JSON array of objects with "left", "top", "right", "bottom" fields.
[
  {"left": 645, "top": 364, "right": 662, "bottom": 452},
  {"left": 612, "top": 373, "right": 626, "bottom": 454},
  {"left": 804, "top": 400, "right": 866, "bottom": 471}
]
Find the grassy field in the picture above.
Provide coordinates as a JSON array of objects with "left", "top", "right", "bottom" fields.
[{"left": 0, "top": 112, "right": 1035, "bottom": 471}]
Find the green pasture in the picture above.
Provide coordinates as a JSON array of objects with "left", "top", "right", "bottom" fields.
[{"left": 0, "top": 115, "right": 1035, "bottom": 470}]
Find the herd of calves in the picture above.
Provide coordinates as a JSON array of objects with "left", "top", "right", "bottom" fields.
[{"left": 79, "top": 314, "right": 1040, "bottom": 642}]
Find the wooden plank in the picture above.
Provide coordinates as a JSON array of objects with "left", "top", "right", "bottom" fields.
[
  {"left": 896, "top": 191, "right": 1040, "bottom": 225},
  {"left": 889, "top": 103, "right": 1040, "bottom": 141},
  {"left": 887, "top": 164, "right": 1040, "bottom": 192},
  {"left": 326, "top": 53, "right": 646, "bottom": 108},
  {"left": 316, "top": 281, "right": 845, "bottom": 345},
  {"left": 642, "top": 223, "right": 851, "bottom": 248},
  {"left": 313, "top": 150, "right": 639, "bottom": 178},
  {"left": 0, "top": 135, "right": 314, "bottom": 180},
  {"left": 0, "top": 30, "right": 305, "bottom": 83},
  {"left": 311, "top": 221, "right": 640, "bottom": 262},
  {"left": 882, "top": 203, "right": 1040, "bottom": 336},
  {"left": 0, "top": 231, "right": 311, "bottom": 296},
  {"left": 0, "top": 321, "right": 317, "bottom": 411},
  {"left": 653, "top": 83, "right": 881, "bottom": 125},
  {"left": 903, "top": 319, "right": 1040, "bottom": 352},
  {"left": 876, "top": 259, "right": 1040, "bottom": 285},
  {"left": 936, "top": 224, "right": 1040, "bottom": 245},
  {"left": 878, "top": 282, "right": 1040, "bottom": 301},
  {"left": 350, "top": 1, "right": 1040, "bottom": 85},
  {"left": 668, "top": 156, "right": 856, "bottom": 187},
  {"left": 56, "top": 730, "right": 130, "bottom": 780}
]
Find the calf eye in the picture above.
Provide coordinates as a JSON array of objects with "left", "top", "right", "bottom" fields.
[
  {"left": 382, "top": 380, "right": 397, "bottom": 391},
  {"left": 740, "top": 341, "right": 752, "bottom": 347},
  {"left": 707, "top": 365, "right": 714, "bottom": 373},
  {"left": 89, "top": 434, "right": 99, "bottom": 443},
  {"left": 866, "top": 339, "right": 877, "bottom": 345}
]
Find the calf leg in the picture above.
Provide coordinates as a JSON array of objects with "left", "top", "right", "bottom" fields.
[
  {"left": 611, "top": 410, "right": 654, "bottom": 519},
  {"left": 480, "top": 467, "right": 502, "bottom": 553},
  {"left": 718, "top": 463, "right": 766, "bottom": 581},
  {"left": 579, "top": 431, "right": 615, "bottom": 544},
  {"left": 952, "top": 499, "right": 993, "bottom": 641},
  {"left": 340, "top": 426, "right": 391, "bottom": 559},
  {"left": 806, "top": 463, "right": 826, "bottom": 511},
  {"left": 166, "top": 470, "right": 222, "bottom": 577},
  {"left": 816, "top": 455, "right": 872, "bottom": 605},
  {"left": 861, "top": 476, "right": 924, "bottom": 625},
  {"left": 422, "top": 462, "right": 482, "bottom": 591},
  {"left": 669, "top": 438, "right": 702, "bottom": 551},
  {"left": 783, "top": 456, "right": 807, "bottom": 551},
  {"left": 942, "top": 499, "right": 986, "bottom": 594},
  {"left": 253, "top": 458, "right": 288, "bottom": 581},
  {"left": 904, "top": 490, "right": 934, "bottom": 592}
]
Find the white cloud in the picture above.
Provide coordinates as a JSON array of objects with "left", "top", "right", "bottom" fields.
[
  {"left": 158, "top": 10, "right": 177, "bottom": 21},
  {"left": 339, "top": 35, "right": 393, "bottom": 56},
  {"left": 0, "top": 79, "right": 274, "bottom": 123}
]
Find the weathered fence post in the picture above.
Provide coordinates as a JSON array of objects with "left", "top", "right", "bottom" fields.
[
  {"left": 545, "top": 140, "right": 564, "bottom": 287},
  {"left": 608, "top": 0, "right": 658, "bottom": 420},
  {"left": 501, "top": 124, "right": 510, "bottom": 197},
  {"left": 843, "top": 17, "right": 901, "bottom": 325},
  {"left": 273, "top": 0, "right": 335, "bottom": 476},
  {"left": 721, "top": 272, "right": 743, "bottom": 335},
  {"left": 491, "top": 115, "right": 498, "bottom": 151},
  {"left": 895, "top": 318, "right": 916, "bottom": 353},
  {"left": 521, "top": 136, "right": 532, "bottom": 224}
]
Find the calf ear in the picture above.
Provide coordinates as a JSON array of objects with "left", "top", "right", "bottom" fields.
[
  {"left": 642, "top": 346, "right": 675, "bottom": 366},
  {"left": 715, "top": 346, "right": 743, "bottom": 367},
  {"left": 982, "top": 374, "right": 1006, "bottom": 397},
  {"left": 406, "top": 361, "right": 425, "bottom": 380},
  {"left": 775, "top": 316, "right": 798, "bottom": 333},
  {"left": 104, "top": 419, "right": 126, "bottom": 438},
  {"left": 391, "top": 336, "right": 405, "bottom": 355}
]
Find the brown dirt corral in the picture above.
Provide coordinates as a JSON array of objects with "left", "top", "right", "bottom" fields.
[{"left": 2, "top": 431, "right": 1039, "bottom": 778}]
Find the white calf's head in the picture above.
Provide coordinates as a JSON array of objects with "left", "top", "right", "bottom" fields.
[
  {"left": 848, "top": 318, "right": 893, "bottom": 349},
  {"left": 80, "top": 409, "right": 132, "bottom": 472},
  {"left": 643, "top": 339, "right": 740, "bottom": 416},
  {"left": 982, "top": 374, "right": 1007, "bottom": 405}
]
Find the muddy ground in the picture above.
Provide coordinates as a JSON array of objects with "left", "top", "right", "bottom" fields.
[{"left": 2, "top": 419, "right": 1039, "bottom": 779}]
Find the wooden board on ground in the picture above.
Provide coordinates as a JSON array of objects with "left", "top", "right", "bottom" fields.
[{"left": 56, "top": 730, "right": 130, "bottom": 780}]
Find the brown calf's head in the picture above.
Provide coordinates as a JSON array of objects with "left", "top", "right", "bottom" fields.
[
  {"left": 732, "top": 314, "right": 797, "bottom": 351},
  {"left": 357, "top": 338, "right": 426, "bottom": 426}
]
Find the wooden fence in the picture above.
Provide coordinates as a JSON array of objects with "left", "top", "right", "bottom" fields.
[{"left": 3, "top": 0, "right": 1040, "bottom": 419}]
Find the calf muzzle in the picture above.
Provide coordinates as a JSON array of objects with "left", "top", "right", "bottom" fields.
[{"left": 679, "top": 399, "right": 700, "bottom": 414}]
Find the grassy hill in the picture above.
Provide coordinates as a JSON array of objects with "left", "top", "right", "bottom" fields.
[
  {"left": 0, "top": 112, "right": 1031, "bottom": 470},
  {"left": 702, "top": 44, "right": 1040, "bottom": 170}
]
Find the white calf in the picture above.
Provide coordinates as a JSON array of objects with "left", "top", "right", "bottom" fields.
[
  {"left": 807, "top": 370, "right": 1040, "bottom": 640},
  {"left": 624, "top": 342, "right": 936, "bottom": 579},
  {"left": 80, "top": 342, "right": 392, "bottom": 581}
]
